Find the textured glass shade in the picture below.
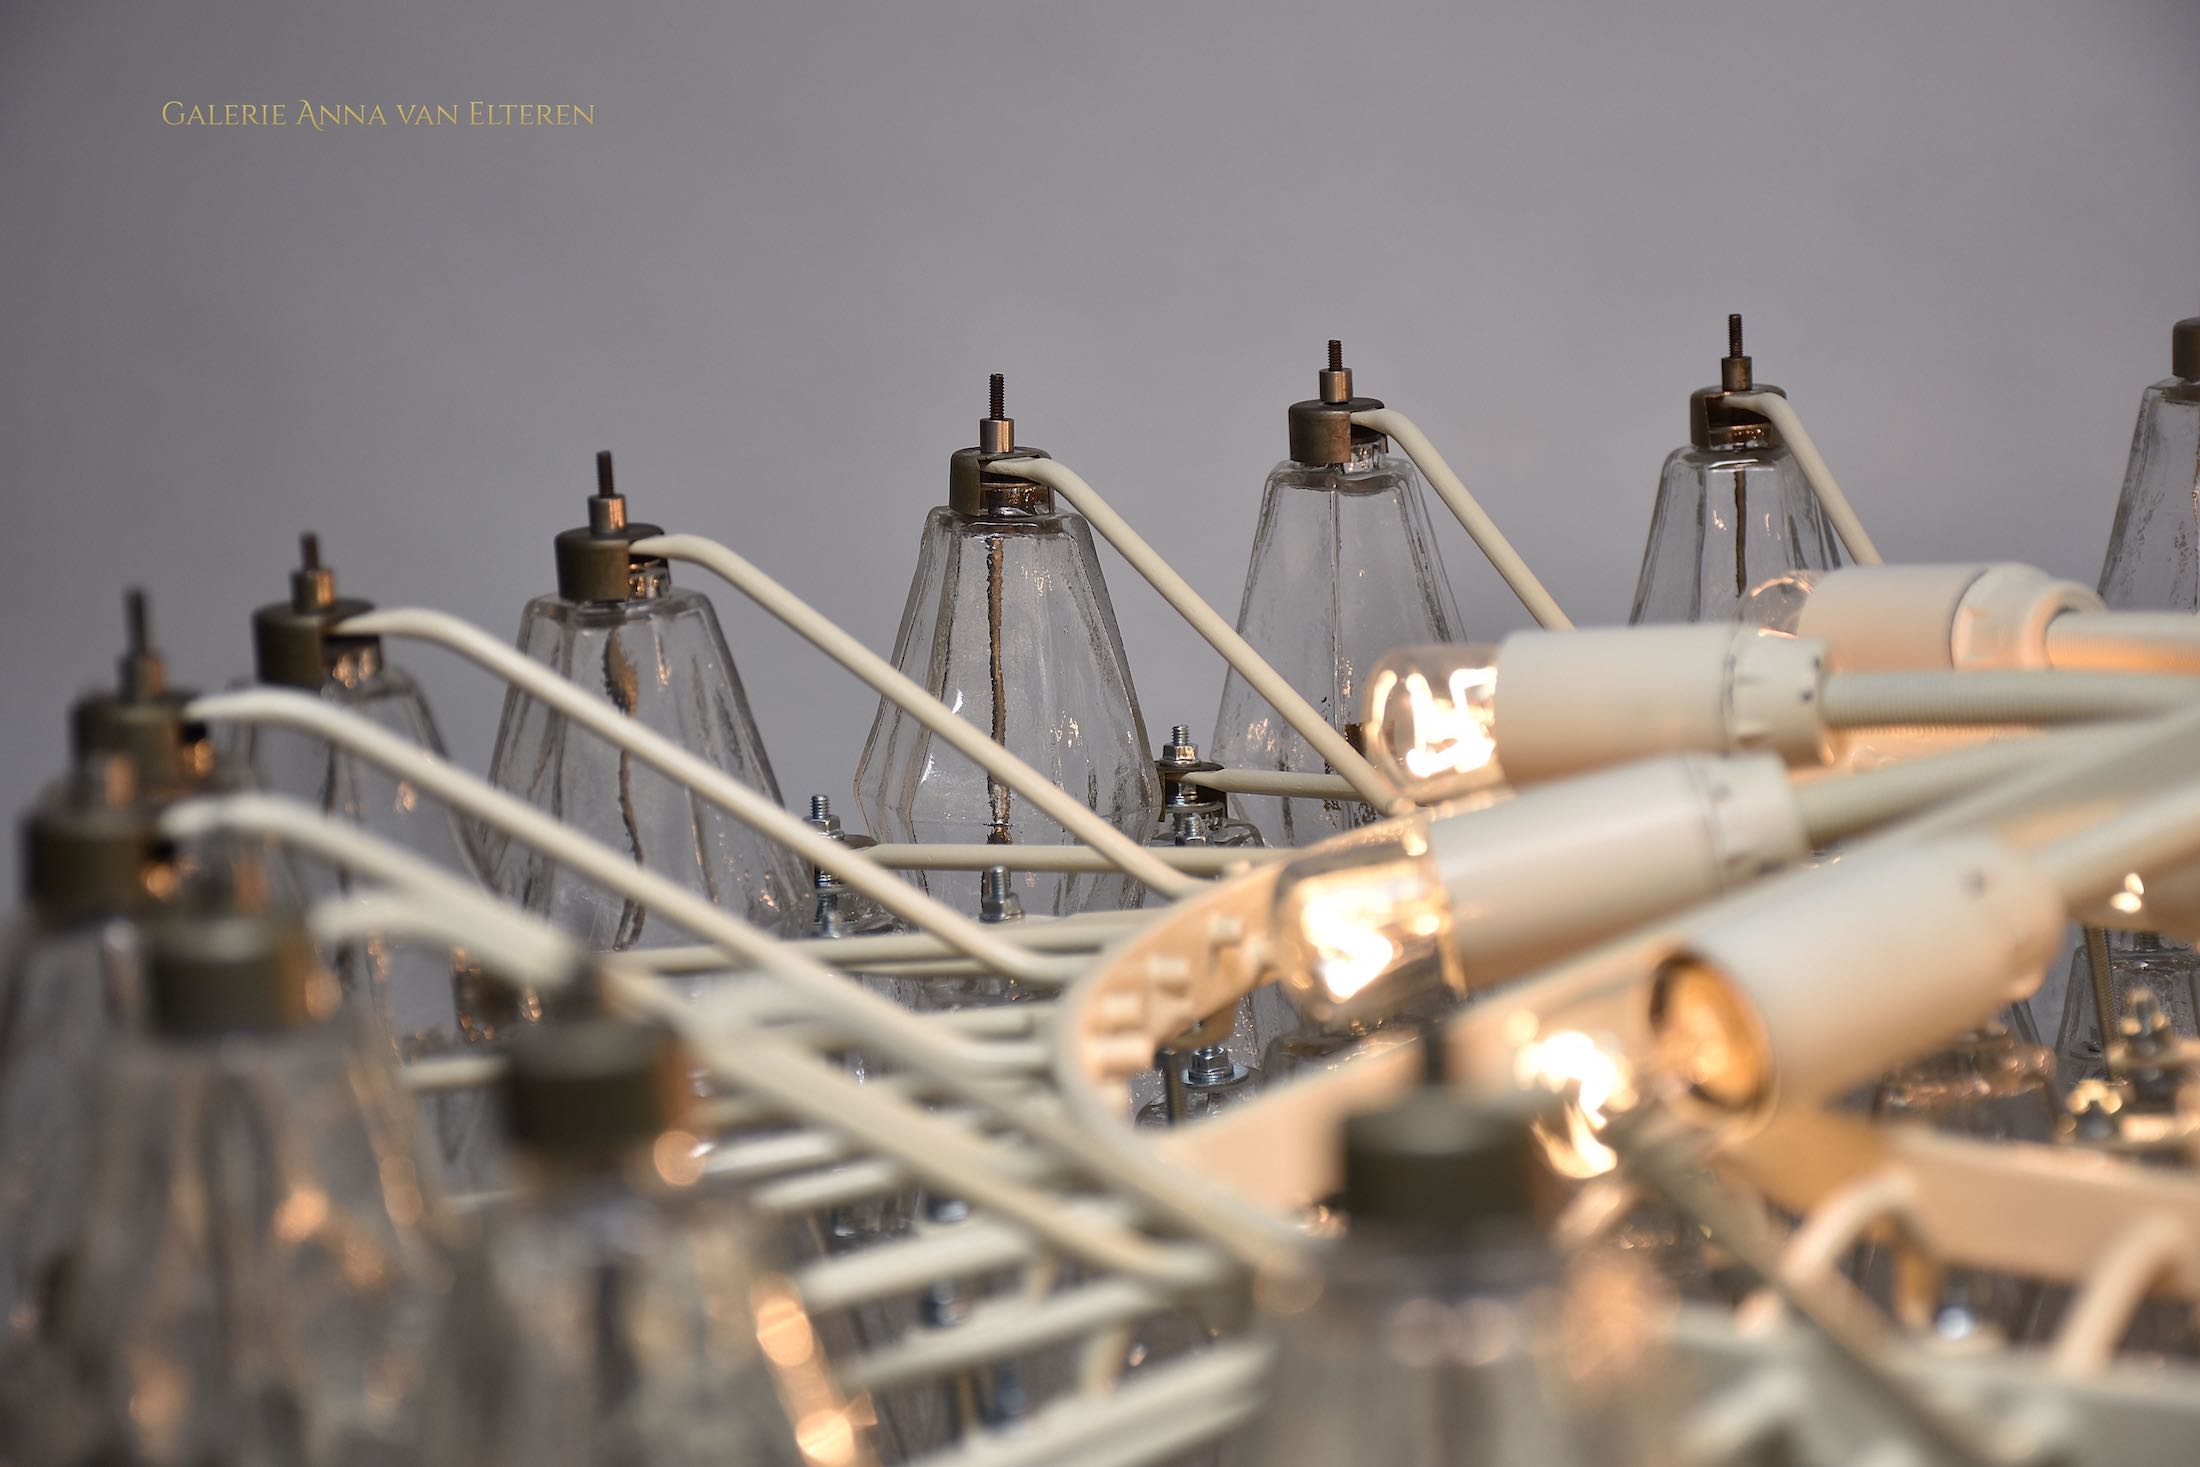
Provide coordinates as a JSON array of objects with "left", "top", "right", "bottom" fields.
[
  {"left": 417, "top": 1174, "right": 835, "bottom": 1467},
  {"left": 1255, "top": 1230, "right": 1656, "bottom": 1467},
  {"left": 2054, "top": 929, "right": 2200, "bottom": 1087},
  {"left": 855, "top": 504, "right": 1155, "bottom": 918},
  {"left": 16, "top": 1017, "right": 451, "bottom": 1466},
  {"left": 1212, "top": 452, "right": 1462, "bottom": 848},
  {"left": 238, "top": 650, "right": 508, "bottom": 1191},
  {"left": 2098, "top": 382, "right": 2200, "bottom": 610},
  {"left": 487, "top": 577, "right": 803, "bottom": 948},
  {"left": 1629, "top": 443, "right": 1844, "bottom": 625},
  {"left": 0, "top": 918, "right": 139, "bottom": 1350}
]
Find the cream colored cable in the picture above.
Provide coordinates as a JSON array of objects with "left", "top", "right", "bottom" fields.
[
  {"left": 1349, "top": 407, "right": 1574, "bottom": 630},
  {"left": 631, "top": 909, "right": 1153, "bottom": 974},
  {"left": 1819, "top": 671, "right": 2200, "bottom": 728},
  {"left": 863, "top": 842, "right": 1283, "bottom": 874},
  {"left": 341, "top": 607, "right": 1079, "bottom": 986},
  {"left": 629, "top": 532, "right": 1198, "bottom": 900},
  {"left": 186, "top": 690, "right": 1283, "bottom": 1278},
  {"left": 1724, "top": 391, "right": 1884, "bottom": 566},
  {"left": 983, "top": 454, "right": 1403, "bottom": 813},
  {"left": 2046, "top": 611, "right": 2200, "bottom": 675},
  {"left": 1179, "top": 768, "right": 1356, "bottom": 800},
  {"left": 186, "top": 689, "right": 1058, "bottom": 1070},
  {"left": 165, "top": 773, "right": 1231, "bottom": 1285},
  {"left": 164, "top": 792, "right": 577, "bottom": 980}
]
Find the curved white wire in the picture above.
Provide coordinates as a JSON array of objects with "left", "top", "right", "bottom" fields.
[
  {"left": 1725, "top": 391, "right": 1884, "bottom": 567},
  {"left": 631, "top": 532, "right": 1200, "bottom": 900},
  {"left": 863, "top": 842, "right": 1283, "bottom": 874},
  {"left": 983, "top": 454, "right": 1404, "bottom": 813},
  {"left": 340, "top": 606, "right": 1077, "bottom": 987},
  {"left": 1349, "top": 407, "right": 1574, "bottom": 630},
  {"left": 164, "top": 782, "right": 1232, "bottom": 1284},
  {"left": 183, "top": 689, "right": 1283, "bottom": 1277}
]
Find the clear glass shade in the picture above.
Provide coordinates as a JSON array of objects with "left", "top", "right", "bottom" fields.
[
  {"left": 1212, "top": 451, "right": 1462, "bottom": 847},
  {"left": 0, "top": 918, "right": 140, "bottom": 1350},
  {"left": 417, "top": 1173, "right": 835, "bottom": 1467},
  {"left": 1629, "top": 443, "right": 1844, "bottom": 625},
  {"left": 855, "top": 504, "right": 1155, "bottom": 918},
  {"left": 487, "top": 577, "right": 804, "bottom": 948},
  {"left": 1254, "top": 1230, "right": 1658, "bottom": 1467},
  {"left": 12, "top": 1017, "right": 452, "bottom": 1466},
  {"left": 237, "top": 651, "right": 509, "bottom": 1191},
  {"left": 2098, "top": 383, "right": 2200, "bottom": 610}
]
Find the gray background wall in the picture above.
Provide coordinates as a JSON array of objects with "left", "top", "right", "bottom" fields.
[{"left": 3, "top": 0, "right": 2198, "bottom": 897}]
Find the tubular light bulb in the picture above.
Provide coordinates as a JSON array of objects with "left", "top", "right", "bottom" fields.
[
  {"left": 1268, "top": 821, "right": 1461, "bottom": 1025},
  {"left": 1363, "top": 643, "right": 1503, "bottom": 801}
]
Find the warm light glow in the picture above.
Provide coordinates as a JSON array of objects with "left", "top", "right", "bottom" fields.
[
  {"left": 1650, "top": 958, "right": 1770, "bottom": 1115},
  {"left": 1515, "top": 1030, "right": 1635, "bottom": 1178},
  {"left": 1297, "top": 885, "right": 1408, "bottom": 1004},
  {"left": 1366, "top": 649, "right": 1501, "bottom": 795},
  {"left": 651, "top": 1129, "right": 706, "bottom": 1187},
  {"left": 1271, "top": 824, "right": 1458, "bottom": 1022},
  {"left": 2111, "top": 871, "right": 2146, "bottom": 916}
]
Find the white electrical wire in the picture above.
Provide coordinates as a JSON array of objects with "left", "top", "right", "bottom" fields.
[
  {"left": 629, "top": 533, "right": 1200, "bottom": 901},
  {"left": 2046, "top": 611, "right": 2200, "bottom": 675},
  {"left": 1724, "top": 391, "right": 1884, "bottom": 567},
  {"left": 1819, "top": 671, "right": 2200, "bottom": 729},
  {"left": 341, "top": 607, "right": 1080, "bottom": 986},
  {"left": 1179, "top": 768, "right": 1357, "bottom": 800},
  {"left": 164, "top": 777, "right": 1236, "bottom": 1286},
  {"left": 632, "top": 910, "right": 1152, "bottom": 975},
  {"left": 185, "top": 689, "right": 1293, "bottom": 1277},
  {"left": 864, "top": 842, "right": 1283, "bottom": 874},
  {"left": 164, "top": 792, "right": 579, "bottom": 981},
  {"left": 982, "top": 454, "right": 1403, "bottom": 813},
  {"left": 1348, "top": 407, "right": 1574, "bottom": 630}
]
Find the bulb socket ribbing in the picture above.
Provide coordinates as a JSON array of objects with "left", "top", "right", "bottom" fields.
[{"left": 144, "top": 908, "right": 332, "bottom": 1038}]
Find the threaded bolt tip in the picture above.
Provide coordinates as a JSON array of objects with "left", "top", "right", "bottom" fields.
[
  {"left": 1326, "top": 339, "right": 1344, "bottom": 371},
  {"left": 125, "top": 588, "right": 150, "bottom": 651},
  {"left": 988, "top": 373, "right": 1006, "bottom": 421},
  {"left": 1727, "top": 314, "right": 1745, "bottom": 357},
  {"left": 595, "top": 450, "right": 616, "bottom": 498},
  {"left": 809, "top": 794, "right": 830, "bottom": 820},
  {"left": 299, "top": 531, "right": 321, "bottom": 570}
]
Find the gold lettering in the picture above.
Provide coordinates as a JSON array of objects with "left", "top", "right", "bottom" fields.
[
  {"left": 272, "top": 103, "right": 287, "bottom": 125},
  {"left": 295, "top": 100, "right": 321, "bottom": 129},
  {"left": 366, "top": 105, "right": 386, "bottom": 125},
  {"left": 575, "top": 104, "right": 594, "bottom": 125},
  {"left": 469, "top": 100, "right": 485, "bottom": 125},
  {"left": 437, "top": 104, "right": 458, "bottom": 125},
  {"left": 163, "top": 101, "right": 184, "bottom": 125}
]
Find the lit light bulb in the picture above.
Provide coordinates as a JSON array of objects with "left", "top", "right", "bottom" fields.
[
  {"left": 1514, "top": 1029, "right": 1639, "bottom": 1180},
  {"left": 1363, "top": 643, "right": 1503, "bottom": 801},
  {"left": 1269, "top": 822, "right": 1461, "bottom": 1024}
]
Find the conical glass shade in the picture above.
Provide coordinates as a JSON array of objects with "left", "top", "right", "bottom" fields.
[
  {"left": 417, "top": 1176, "right": 833, "bottom": 1467},
  {"left": 1629, "top": 443, "right": 1844, "bottom": 625},
  {"left": 487, "top": 573, "right": 804, "bottom": 948},
  {"left": 1211, "top": 451, "right": 1462, "bottom": 848},
  {"left": 2098, "top": 381, "right": 2200, "bottom": 610},
  {"left": 0, "top": 918, "right": 139, "bottom": 1352},
  {"left": 855, "top": 504, "right": 1155, "bottom": 918},
  {"left": 12, "top": 1007, "right": 451, "bottom": 1465},
  {"left": 238, "top": 648, "right": 509, "bottom": 1191}
]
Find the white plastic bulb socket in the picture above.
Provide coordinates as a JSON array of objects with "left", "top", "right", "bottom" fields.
[
  {"left": 1365, "top": 627, "right": 1835, "bottom": 794},
  {"left": 1645, "top": 836, "right": 2065, "bottom": 1133},
  {"left": 1269, "top": 753, "right": 1810, "bottom": 1025},
  {"left": 1792, "top": 562, "right": 2101, "bottom": 672}
]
